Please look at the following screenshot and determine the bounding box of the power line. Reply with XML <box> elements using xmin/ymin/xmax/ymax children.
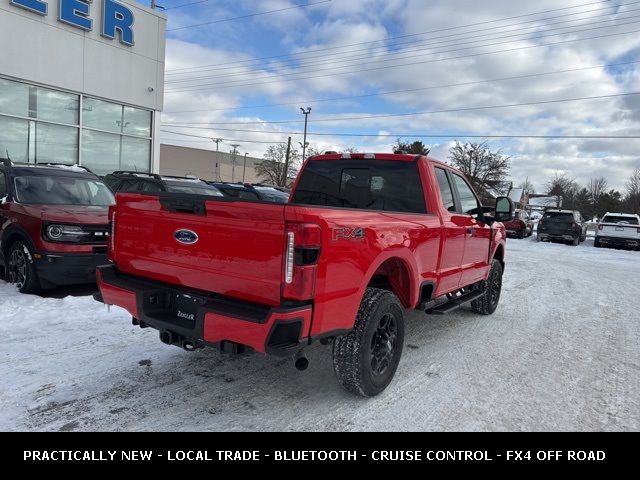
<box><xmin>167</xmin><ymin>0</ymin><xmax>332</xmax><ymax>32</ymax></box>
<box><xmin>163</xmin><ymin>0</ymin><xmax>210</xmax><ymax>11</ymax></box>
<box><xmin>162</xmin><ymin>91</ymin><xmax>640</xmax><ymax>126</ymax></box>
<box><xmin>160</xmin><ymin>129</ymin><xmax>280</xmax><ymax>144</ymax></box>
<box><xmin>166</xmin><ymin>4</ymin><xmax>640</xmax><ymax>83</ymax></box>
<box><xmin>161</xmin><ymin>128</ymin><xmax>640</xmax><ymax>140</ymax></box>
<box><xmin>165</xmin><ymin>0</ymin><xmax>613</xmax><ymax>73</ymax></box>
<box><xmin>165</xmin><ymin>25</ymin><xmax>640</xmax><ymax>93</ymax></box>
<box><xmin>163</xmin><ymin>60</ymin><xmax>640</xmax><ymax>114</ymax></box>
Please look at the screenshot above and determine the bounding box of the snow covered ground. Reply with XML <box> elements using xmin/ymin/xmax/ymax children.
<box><xmin>1</xmin><ymin>237</ymin><xmax>638</xmax><ymax>432</ymax></box>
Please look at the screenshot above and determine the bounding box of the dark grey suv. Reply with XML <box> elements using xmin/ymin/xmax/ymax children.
<box><xmin>537</xmin><ymin>209</ymin><xmax>587</xmax><ymax>246</ymax></box>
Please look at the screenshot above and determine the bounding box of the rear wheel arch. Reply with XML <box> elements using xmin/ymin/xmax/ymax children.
<box><xmin>365</xmin><ymin>256</ymin><xmax>417</xmax><ymax>309</ymax></box>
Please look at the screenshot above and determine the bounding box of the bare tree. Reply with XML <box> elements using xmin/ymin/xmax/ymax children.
<box><xmin>546</xmin><ymin>172</ymin><xmax>579</xmax><ymax>209</ymax></box>
<box><xmin>624</xmin><ymin>168</ymin><xmax>640</xmax><ymax>214</ymax></box>
<box><xmin>588</xmin><ymin>177</ymin><xmax>608</xmax><ymax>217</ymax></box>
<box><xmin>518</xmin><ymin>178</ymin><xmax>536</xmax><ymax>195</ymax></box>
<box><xmin>448</xmin><ymin>141</ymin><xmax>510</xmax><ymax>201</ymax></box>
<box><xmin>255</xmin><ymin>144</ymin><xmax>300</xmax><ymax>186</ymax></box>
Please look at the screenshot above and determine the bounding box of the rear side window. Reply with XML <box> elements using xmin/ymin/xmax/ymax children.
<box><xmin>142</xmin><ymin>181</ymin><xmax>163</xmax><ymax>193</ymax></box>
<box><xmin>602</xmin><ymin>215</ymin><xmax>639</xmax><ymax>225</ymax></box>
<box><xmin>435</xmin><ymin>168</ymin><xmax>455</xmax><ymax>212</ymax></box>
<box><xmin>0</xmin><ymin>171</ymin><xmax>6</xmax><ymax>198</ymax></box>
<box><xmin>118</xmin><ymin>179</ymin><xmax>144</xmax><ymax>192</ymax></box>
<box><xmin>291</xmin><ymin>160</ymin><xmax>426</xmax><ymax>214</ymax></box>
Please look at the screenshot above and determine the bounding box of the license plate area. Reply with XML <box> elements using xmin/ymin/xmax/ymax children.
<box><xmin>142</xmin><ymin>289</ymin><xmax>205</xmax><ymax>328</ymax></box>
<box><xmin>615</xmin><ymin>226</ymin><xmax>624</xmax><ymax>231</ymax></box>
<box><xmin>172</xmin><ymin>294</ymin><xmax>200</xmax><ymax>324</ymax></box>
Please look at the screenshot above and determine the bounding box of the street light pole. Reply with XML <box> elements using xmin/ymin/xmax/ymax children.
<box><xmin>230</xmin><ymin>144</ymin><xmax>240</xmax><ymax>183</ymax></box>
<box><xmin>300</xmin><ymin>107</ymin><xmax>311</xmax><ymax>162</ymax></box>
<box><xmin>243</xmin><ymin>153</ymin><xmax>248</xmax><ymax>183</ymax></box>
<box><xmin>212</xmin><ymin>138</ymin><xmax>222</xmax><ymax>181</ymax></box>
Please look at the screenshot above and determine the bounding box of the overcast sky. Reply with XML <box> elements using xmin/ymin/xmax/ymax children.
<box><xmin>158</xmin><ymin>0</ymin><xmax>640</xmax><ymax>192</ymax></box>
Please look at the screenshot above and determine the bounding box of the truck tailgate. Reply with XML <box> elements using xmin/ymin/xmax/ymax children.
<box><xmin>112</xmin><ymin>193</ymin><xmax>286</xmax><ymax>306</ymax></box>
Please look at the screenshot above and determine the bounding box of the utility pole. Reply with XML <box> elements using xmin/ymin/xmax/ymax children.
<box><xmin>212</xmin><ymin>138</ymin><xmax>223</xmax><ymax>181</ymax></box>
<box><xmin>282</xmin><ymin>137</ymin><xmax>292</xmax><ymax>187</ymax></box>
<box><xmin>230</xmin><ymin>144</ymin><xmax>240</xmax><ymax>183</ymax></box>
<box><xmin>300</xmin><ymin>107</ymin><xmax>311</xmax><ymax>162</ymax></box>
<box><xmin>242</xmin><ymin>153</ymin><xmax>248</xmax><ymax>183</ymax></box>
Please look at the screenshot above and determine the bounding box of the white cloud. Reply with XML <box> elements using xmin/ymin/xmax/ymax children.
<box><xmin>159</xmin><ymin>0</ymin><xmax>640</xmax><ymax>191</ymax></box>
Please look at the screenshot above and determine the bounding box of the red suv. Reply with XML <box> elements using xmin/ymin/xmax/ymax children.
<box><xmin>0</xmin><ymin>160</ymin><xmax>114</xmax><ymax>293</ymax></box>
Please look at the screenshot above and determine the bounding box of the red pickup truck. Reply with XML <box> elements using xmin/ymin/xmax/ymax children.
<box><xmin>96</xmin><ymin>152</ymin><xmax>513</xmax><ymax>396</ymax></box>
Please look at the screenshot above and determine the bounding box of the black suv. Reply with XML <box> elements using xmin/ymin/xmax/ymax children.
<box><xmin>537</xmin><ymin>209</ymin><xmax>587</xmax><ymax>246</ymax></box>
<box><xmin>209</xmin><ymin>182</ymin><xmax>290</xmax><ymax>203</ymax></box>
<box><xmin>104</xmin><ymin>172</ymin><xmax>225</xmax><ymax>197</ymax></box>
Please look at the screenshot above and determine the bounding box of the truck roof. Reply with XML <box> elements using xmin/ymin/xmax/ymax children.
<box><xmin>308</xmin><ymin>152</ymin><xmax>449</xmax><ymax>166</ymax></box>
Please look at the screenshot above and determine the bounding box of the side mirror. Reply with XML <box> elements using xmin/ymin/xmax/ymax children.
<box><xmin>494</xmin><ymin>196</ymin><xmax>514</xmax><ymax>223</ymax></box>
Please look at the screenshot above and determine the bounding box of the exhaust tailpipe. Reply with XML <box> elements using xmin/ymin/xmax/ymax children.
<box><xmin>294</xmin><ymin>351</ymin><xmax>309</xmax><ymax>371</ymax></box>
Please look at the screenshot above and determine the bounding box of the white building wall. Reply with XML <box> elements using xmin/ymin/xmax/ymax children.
<box><xmin>0</xmin><ymin>0</ymin><xmax>166</xmax><ymax>111</ymax></box>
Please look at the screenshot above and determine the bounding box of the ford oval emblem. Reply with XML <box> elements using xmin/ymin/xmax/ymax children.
<box><xmin>174</xmin><ymin>229</ymin><xmax>199</xmax><ymax>245</ymax></box>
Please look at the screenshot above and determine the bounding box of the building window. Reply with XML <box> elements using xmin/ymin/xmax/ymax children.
<box><xmin>0</xmin><ymin>115</ymin><xmax>29</xmax><ymax>162</ymax></box>
<box><xmin>35</xmin><ymin>123</ymin><xmax>78</xmax><ymax>164</ymax></box>
<box><xmin>81</xmin><ymin>130</ymin><xmax>151</xmax><ymax>176</ymax></box>
<box><xmin>0</xmin><ymin>77</ymin><xmax>152</xmax><ymax>174</ymax></box>
<box><xmin>0</xmin><ymin>78</ymin><xmax>29</xmax><ymax>117</ymax></box>
<box><xmin>83</xmin><ymin>97</ymin><xmax>151</xmax><ymax>137</ymax></box>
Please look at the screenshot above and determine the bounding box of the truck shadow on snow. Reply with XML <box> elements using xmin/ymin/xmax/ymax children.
<box><xmin>27</xmin><ymin>306</ymin><xmax>497</xmax><ymax>431</ymax></box>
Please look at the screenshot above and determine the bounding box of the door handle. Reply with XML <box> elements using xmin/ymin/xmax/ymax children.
<box><xmin>467</xmin><ymin>228</ymin><xmax>476</xmax><ymax>236</ymax></box>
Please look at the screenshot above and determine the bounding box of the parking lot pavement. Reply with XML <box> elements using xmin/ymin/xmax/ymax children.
<box><xmin>0</xmin><ymin>237</ymin><xmax>638</xmax><ymax>431</ymax></box>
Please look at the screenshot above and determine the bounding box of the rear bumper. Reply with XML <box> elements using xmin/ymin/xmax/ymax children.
<box><xmin>95</xmin><ymin>265</ymin><xmax>313</xmax><ymax>356</ymax></box>
<box><xmin>34</xmin><ymin>252</ymin><xmax>108</xmax><ymax>288</ymax></box>
<box><xmin>595</xmin><ymin>236</ymin><xmax>640</xmax><ymax>247</ymax></box>
<box><xmin>537</xmin><ymin>231</ymin><xmax>578</xmax><ymax>241</ymax></box>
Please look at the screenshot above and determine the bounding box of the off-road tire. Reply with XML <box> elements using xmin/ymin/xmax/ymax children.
<box><xmin>471</xmin><ymin>259</ymin><xmax>503</xmax><ymax>315</ymax></box>
<box><xmin>6</xmin><ymin>241</ymin><xmax>40</xmax><ymax>294</ymax></box>
<box><xmin>332</xmin><ymin>288</ymin><xmax>405</xmax><ymax>397</ymax></box>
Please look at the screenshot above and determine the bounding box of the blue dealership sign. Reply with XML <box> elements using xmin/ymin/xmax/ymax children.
<box><xmin>10</xmin><ymin>0</ymin><xmax>135</xmax><ymax>46</ymax></box>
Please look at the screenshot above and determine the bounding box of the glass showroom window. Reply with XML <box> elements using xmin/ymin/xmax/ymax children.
<box><xmin>0</xmin><ymin>78</ymin><xmax>152</xmax><ymax>172</ymax></box>
<box><xmin>0</xmin><ymin>77</ymin><xmax>79</xmax><ymax>164</ymax></box>
<box><xmin>81</xmin><ymin>97</ymin><xmax>152</xmax><ymax>174</ymax></box>
<box><xmin>0</xmin><ymin>116</ymin><xmax>29</xmax><ymax>162</ymax></box>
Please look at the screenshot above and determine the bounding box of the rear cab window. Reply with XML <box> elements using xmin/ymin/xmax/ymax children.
<box><xmin>291</xmin><ymin>159</ymin><xmax>426</xmax><ymax>214</ymax></box>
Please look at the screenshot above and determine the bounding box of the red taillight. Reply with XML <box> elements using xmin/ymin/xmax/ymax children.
<box><xmin>107</xmin><ymin>205</ymin><xmax>116</xmax><ymax>262</ymax></box>
<box><xmin>571</xmin><ymin>222</ymin><xmax>577</xmax><ymax>229</ymax></box>
<box><xmin>283</xmin><ymin>223</ymin><xmax>321</xmax><ymax>301</ymax></box>
<box><xmin>598</xmin><ymin>225</ymin><xmax>604</xmax><ymax>231</ymax></box>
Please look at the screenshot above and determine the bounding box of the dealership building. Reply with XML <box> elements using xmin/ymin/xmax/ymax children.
<box><xmin>0</xmin><ymin>0</ymin><xmax>166</xmax><ymax>175</ymax></box>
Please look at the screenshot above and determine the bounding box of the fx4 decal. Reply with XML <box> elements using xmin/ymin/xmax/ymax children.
<box><xmin>332</xmin><ymin>227</ymin><xmax>365</xmax><ymax>241</ymax></box>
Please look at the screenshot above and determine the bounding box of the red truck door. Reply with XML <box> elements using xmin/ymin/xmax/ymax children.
<box><xmin>432</xmin><ymin>166</ymin><xmax>465</xmax><ymax>294</ymax></box>
<box><xmin>449</xmin><ymin>173</ymin><xmax>492</xmax><ymax>286</ymax></box>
